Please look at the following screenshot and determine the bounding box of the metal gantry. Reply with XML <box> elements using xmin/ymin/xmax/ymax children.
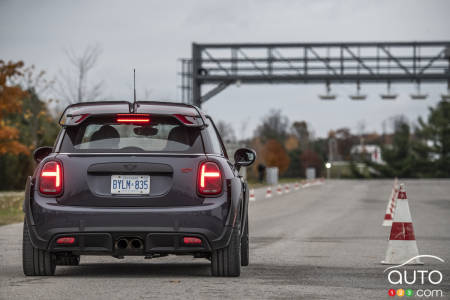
<box><xmin>178</xmin><ymin>41</ymin><xmax>450</xmax><ymax>106</ymax></box>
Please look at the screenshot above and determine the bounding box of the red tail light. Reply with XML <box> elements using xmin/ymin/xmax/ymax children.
<box><xmin>56</xmin><ymin>237</ymin><xmax>75</xmax><ymax>244</ymax></box>
<box><xmin>183</xmin><ymin>237</ymin><xmax>202</xmax><ymax>245</ymax></box>
<box><xmin>116</xmin><ymin>114</ymin><xmax>150</xmax><ymax>123</ymax></box>
<box><xmin>198</xmin><ymin>162</ymin><xmax>222</xmax><ymax>195</ymax></box>
<box><xmin>39</xmin><ymin>161</ymin><xmax>63</xmax><ymax>195</ymax></box>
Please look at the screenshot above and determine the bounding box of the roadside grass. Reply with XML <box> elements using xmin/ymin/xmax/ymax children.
<box><xmin>0</xmin><ymin>191</ymin><xmax>24</xmax><ymax>226</ymax></box>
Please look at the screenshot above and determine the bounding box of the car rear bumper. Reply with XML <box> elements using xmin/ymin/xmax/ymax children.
<box><xmin>47</xmin><ymin>232</ymin><xmax>217</xmax><ymax>255</ymax></box>
<box><xmin>27</xmin><ymin>192</ymin><xmax>234</xmax><ymax>254</ymax></box>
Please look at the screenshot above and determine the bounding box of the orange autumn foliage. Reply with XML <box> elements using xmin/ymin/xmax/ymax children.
<box><xmin>285</xmin><ymin>134</ymin><xmax>299</xmax><ymax>151</ymax></box>
<box><xmin>262</xmin><ymin>139</ymin><xmax>290</xmax><ymax>174</ymax></box>
<box><xmin>0</xmin><ymin>60</ymin><xmax>29</xmax><ymax>155</ymax></box>
<box><xmin>0</xmin><ymin>126</ymin><xmax>29</xmax><ymax>155</ymax></box>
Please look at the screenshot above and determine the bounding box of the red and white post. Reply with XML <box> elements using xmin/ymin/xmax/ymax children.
<box><xmin>277</xmin><ymin>185</ymin><xmax>283</xmax><ymax>195</ymax></box>
<box><xmin>249</xmin><ymin>189</ymin><xmax>256</xmax><ymax>202</ymax></box>
<box><xmin>284</xmin><ymin>184</ymin><xmax>290</xmax><ymax>193</ymax></box>
<box><xmin>265</xmin><ymin>187</ymin><xmax>272</xmax><ymax>198</ymax></box>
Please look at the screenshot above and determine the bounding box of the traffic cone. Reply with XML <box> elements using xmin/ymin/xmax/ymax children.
<box><xmin>390</xmin><ymin>179</ymin><xmax>399</xmax><ymax>215</ymax></box>
<box><xmin>249</xmin><ymin>189</ymin><xmax>256</xmax><ymax>202</ymax></box>
<box><xmin>294</xmin><ymin>182</ymin><xmax>299</xmax><ymax>190</ymax></box>
<box><xmin>265</xmin><ymin>187</ymin><xmax>272</xmax><ymax>198</ymax></box>
<box><xmin>277</xmin><ymin>185</ymin><xmax>283</xmax><ymax>195</ymax></box>
<box><xmin>390</xmin><ymin>191</ymin><xmax>397</xmax><ymax>213</ymax></box>
<box><xmin>284</xmin><ymin>184</ymin><xmax>290</xmax><ymax>193</ymax></box>
<box><xmin>383</xmin><ymin>178</ymin><xmax>400</xmax><ymax>226</ymax></box>
<box><xmin>382</xmin><ymin>187</ymin><xmax>396</xmax><ymax>226</ymax></box>
<box><xmin>382</xmin><ymin>184</ymin><xmax>422</xmax><ymax>265</ymax></box>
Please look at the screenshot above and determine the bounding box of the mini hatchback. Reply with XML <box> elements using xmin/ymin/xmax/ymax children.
<box><xmin>22</xmin><ymin>101</ymin><xmax>256</xmax><ymax>277</ymax></box>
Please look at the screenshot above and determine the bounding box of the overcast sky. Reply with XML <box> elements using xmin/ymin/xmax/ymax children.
<box><xmin>1</xmin><ymin>0</ymin><xmax>449</xmax><ymax>138</ymax></box>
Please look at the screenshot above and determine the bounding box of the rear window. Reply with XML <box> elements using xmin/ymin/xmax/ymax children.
<box><xmin>60</xmin><ymin>115</ymin><xmax>203</xmax><ymax>153</ymax></box>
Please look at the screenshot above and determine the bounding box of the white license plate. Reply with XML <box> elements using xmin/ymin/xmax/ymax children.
<box><xmin>111</xmin><ymin>175</ymin><xmax>150</xmax><ymax>195</ymax></box>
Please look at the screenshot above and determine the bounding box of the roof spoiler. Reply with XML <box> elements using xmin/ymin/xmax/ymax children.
<box><xmin>58</xmin><ymin>101</ymin><xmax>207</xmax><ymax>128</ymax></box>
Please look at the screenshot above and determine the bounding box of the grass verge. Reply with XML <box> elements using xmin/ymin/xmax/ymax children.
<box><xmin>0</xmin><ymin>191</ymin><xmax>24</xmax><ymax>226</ymax></box>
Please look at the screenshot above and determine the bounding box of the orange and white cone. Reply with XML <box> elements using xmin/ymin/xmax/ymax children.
<box><xmin>294</xmin><ymin>182</ymin><xmax>300</xmax><ymax>190</ymax></box>
<box><xmin>265</xmin><ymin>187</ymin><xmax>272</xmax><ymax>198</ymax></box>
<box><xmin>277</xmin><ymin>185</ymin><xmax>283</xmax><ymax>195</ymax></box>
<box><xmin>382</xmin><ymin>184</ymin><xmax>422</xmax><ymax>265</ymax></box>
<box><xmin>284</xmin><ymin>184</ymin><xmax>290</xmax><ymax>193</ymax></box>
<box><xmin>249</xmin><ymin>189</ymin><xmax>256</xmax><ymax>202</ymax></box>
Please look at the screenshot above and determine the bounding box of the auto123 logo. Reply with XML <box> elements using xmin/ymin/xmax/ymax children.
<box><xmin>384</xmin><ymin>255</ymin><xmax>445</xmax><ymax>298</ymax></box>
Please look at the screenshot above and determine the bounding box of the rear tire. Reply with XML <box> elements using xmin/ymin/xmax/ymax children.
<box><xmin>240</xmin><ymin>216</ymin><xmax>249</xmax><ymax>266</ymax></box>
<box><xmin>211</xmin><ymin>229</ymin><xmax>241</xmax><ymax>277</ymax></box>
<box><xmin>22</xmin><ymin>221</ymin><xmax>56</xmax><ymax>276</ymax></box>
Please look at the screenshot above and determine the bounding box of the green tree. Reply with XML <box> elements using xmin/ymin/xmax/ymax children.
<box><xmin>414</xmin><ymin>100</ymin><xmax>450</xmax><ymax>177</ymax></box>
<box><xmin>367</xmin><ymin>117</ymin><xmax>416</xmax><ymax>177</ymax></box>
<box><xmin>284</xmin><ymin>148</ymin><xmax>303</xmax><ymax>178</ymax></box>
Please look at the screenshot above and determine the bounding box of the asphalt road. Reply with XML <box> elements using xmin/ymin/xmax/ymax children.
<box><xmin>1</xmin><ymin>180</ymin><xmax>449</xmax><ymax>299</ymax></box>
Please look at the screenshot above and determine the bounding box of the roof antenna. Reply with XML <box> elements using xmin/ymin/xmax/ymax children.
<box><xmin>131</xmin><ymin>68</ymin><xmax>138</xmax><ymax>113</ymax></box>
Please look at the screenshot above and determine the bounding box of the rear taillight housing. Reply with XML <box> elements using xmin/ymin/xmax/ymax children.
<box><xmin>198</xmin><ymin>162</ymin><xmax>222</xmax><ymax>195</ymax></box>
<box><xmin>56</xmin><ymin>237</ymin><xmax>75</xmax><ymax>244</ymax></box>
<box><xmin>39</xmin><ymin>161</ymin><xmax>63</xmax><ymax>195</ymax></box>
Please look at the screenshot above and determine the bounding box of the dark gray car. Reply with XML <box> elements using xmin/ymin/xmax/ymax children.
<box><xmin>22</xmin><ymin>101</ymin><xmax>255</xmax><ymax>277</ymax></box>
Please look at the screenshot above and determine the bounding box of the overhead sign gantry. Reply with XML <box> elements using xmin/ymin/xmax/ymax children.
<box><xmin>179</xmin><ymin>41</ymin><xmax>450</xmax><ymax>107</ymax></box>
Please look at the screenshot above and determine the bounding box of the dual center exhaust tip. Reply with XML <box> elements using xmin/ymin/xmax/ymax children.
<box><xmin>116</xmin><ymin>238</ymin><xmax>143</xmax><ymax>250</ymax></box>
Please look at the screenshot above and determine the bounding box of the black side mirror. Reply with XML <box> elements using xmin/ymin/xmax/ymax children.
<box><xmin>33</xmin><ymin>147</ymin><xmax>53</xmax><ymax>163</ymax></box>
<box><xmin>234</xmin><ymin>148</ymin><xmax>256</xmax><ymax>171</ymax></box>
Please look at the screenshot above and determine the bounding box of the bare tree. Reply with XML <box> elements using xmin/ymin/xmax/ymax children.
<box><xmin>254</xmin><ymin>109</ymin><xmax>289</xmax><ymax>143</ymax></box>
<box><xmin>291</xmin><ymin>121</ymin><xmax>310</xmax><ymax>150</ymax></box>
<box><xmin>389</xmin><ymin>115</ymin><xmax>409</xmax><ymax>132</ymax></box>
<box><xmin>239</xmin><ymin>119</ymin><xmax>249</xmax><ymax>141</ymax></box>
<box><xmin>356</xmin><ymin>119</ymin><xmax>366</xmax><ymax>146</ymax></box>
<box><xmin>216</xmin><ymin>120</ymin><xmax>236</xmax><ymax>143</ymax></box>
<box><xmin>56</xmin><ymin>44</ymin><xmax>103</xmax><ymax>104</ymax></box>
<box><xmin>19</xmin><ymin>65</ymin><xmax>53</xmax><ymax>96</ymax></box>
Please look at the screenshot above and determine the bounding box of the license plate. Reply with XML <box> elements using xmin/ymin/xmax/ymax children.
<box><xmin>111</xmin><ymin>175</ymin><xmax>150</xmax><ymax>195</ymax></box>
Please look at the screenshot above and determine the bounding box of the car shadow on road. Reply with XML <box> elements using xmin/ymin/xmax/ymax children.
<box><xmin>56</xmin><ymin>262</ymin><xmax>212</xmax><ymax>278</ymax></box>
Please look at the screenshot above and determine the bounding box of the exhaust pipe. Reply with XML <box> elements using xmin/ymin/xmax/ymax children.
<box><xmin>129</xmin><ymin>238</ymin><xmax>143</xmax><ymax>249</ymax></box>
<box><xmin>116</xmin><ymin>238</ymin><xmax>129</xmax><ymax>250</ymax></box>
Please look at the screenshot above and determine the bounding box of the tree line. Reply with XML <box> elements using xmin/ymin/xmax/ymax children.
<box><xmin>217</xmin><ymin>101</ymin><xmax>450</xmax><ymax>180</ymax></box>
<box><xmin>217</xmin><ymin>109</ymin><xmax>326</xmax><ymax>180</ymax></box>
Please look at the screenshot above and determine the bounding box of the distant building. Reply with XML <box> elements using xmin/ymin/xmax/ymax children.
<box><xmin>351</xmin><ymin>145</ymin><xmax>384</xmax><ymax>164</ymax></box>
